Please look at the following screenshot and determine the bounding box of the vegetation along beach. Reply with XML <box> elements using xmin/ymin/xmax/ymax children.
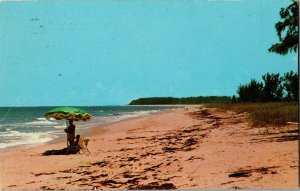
<box><xmin>0</xmin><ymin>0</ymin><xmax>298</xmax><ymax>190</ymax></box>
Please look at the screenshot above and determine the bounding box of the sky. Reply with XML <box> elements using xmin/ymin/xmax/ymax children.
<box><xmin>0</xmin><ymin>0</ymin><xmax>298</xmax><ymax>106</ymax></box>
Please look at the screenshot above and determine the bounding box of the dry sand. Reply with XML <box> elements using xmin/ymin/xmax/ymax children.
<box><xmin>0</xmin><ymin>106</ymin><xmax>298</xmax><ymax>190</ymax></box>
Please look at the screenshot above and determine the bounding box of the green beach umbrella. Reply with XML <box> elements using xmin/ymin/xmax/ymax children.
<box><xmin>45</xmin><ymin>107</ymin><xmax>92</xmax><ymax>121</ymax></box>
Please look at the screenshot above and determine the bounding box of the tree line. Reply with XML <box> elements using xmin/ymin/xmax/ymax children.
<box><xmin>129</xmin><ymin>96</ymin><xmax>231</xmax><ymax>105</ymax></box>
<box><xmin>234</xmin><ymin>71</ymin><xmax>298</xmax><ymax>103</ymax></box>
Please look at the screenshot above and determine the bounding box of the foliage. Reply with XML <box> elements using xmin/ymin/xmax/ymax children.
<box><xmin>205</xmin><ymin>102</ymin><xmax>298</xmax><ymax>126</ymax></box>
<box><xmin>129</xmin><ymin>96</ymin><xmax>231</xmax><ymax>105</ymax></box>
<box><xmin>236</xmin><ymin>71</ymin><xmax>298</xmax><ymax>102</ymax></box>
<box><xmin>231</xmin><ymin>95</ymin><xmax>237</xmax><ymax>103</ymax></box>
<box><xmin>237</xmin><ymin>79</ymin><xmax>263</xmax><ymax>102</ymax></box>
<box><xmin>269</xmin><ymin>0</ymin><xmax>298</xmax><ymax>55</ymax></box>
<box><xmin>261</xmin><ymin>73</ymin><xmax>283</xmax><ymax>101</ymax></box>
<box><xmin>282</xmin><ymin>70</ymin><xmax>299</xmax><ymax>101</ymax></box>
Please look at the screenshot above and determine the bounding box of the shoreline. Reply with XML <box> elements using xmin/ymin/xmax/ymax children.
<box><xmin>0</xmin><ymin>105</ymin><xmax>298</xmax><ymax>189</ymax></box>
<box><xmin>0</xmin><ymin>106</ymin><xmax>182</xmax><ymax>153</ymax></box>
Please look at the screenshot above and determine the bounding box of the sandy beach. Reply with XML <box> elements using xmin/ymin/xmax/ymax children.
<box><xmin>0</xmin><ymin>106</ymin><xmax>298</xmax><ymax>190</ymax></box>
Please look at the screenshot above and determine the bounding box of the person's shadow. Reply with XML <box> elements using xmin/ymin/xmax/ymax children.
<box><xmin>42</xmin><ymin>145</ymin><xmax>79</xmax><ymax>155</ymax></box>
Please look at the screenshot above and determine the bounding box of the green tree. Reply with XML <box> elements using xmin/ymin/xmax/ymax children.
<box><xmin>237</xmin><ymin>84</ymin><xmax>247</xmax><ymax>102</ymax></box>
<box><xmin>237</xmin><ymin>79</ymin><xmax>263</xmax><ymax>102</ymax></box>
<box><xmin>269</xmin><ymin>1</ymin><xmax>299</xmax><ymax>55</ymax></box>
<box><xmin>231</xmin><ymin>95</ymin><xmax>237</xmax><ymax>103</ymax></box>
<box><xmin>268</xmin><ymin>1</ymin><xmax>298</xmax><ymax>55</ymax></box>
<box><xmin>262</xmin><ymin>73</ymin><xmax>284</xmax><ymax>101</ymax></box>
<box><xmin>283</xmin><ymin>71</ymin><xmax>299</xmax><ymax>101</ymax></box>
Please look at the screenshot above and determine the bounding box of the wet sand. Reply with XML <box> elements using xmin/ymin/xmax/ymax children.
<box><xmin>0</xmin><ymin>106</ymin><xmax>298</xmax><ymax>190</ymax></box>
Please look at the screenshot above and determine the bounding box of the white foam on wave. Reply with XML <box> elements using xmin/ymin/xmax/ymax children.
<box><xmin>36</xmin><ymin>117</ymin><xmax>46</xmax><ymax>121</ymax></box>
<box><xmin>53</xmin><ymin>125</ymin><xmax>66</xmax><ymax>129</ymax></box>
<box><xmin>0</xmin><ymin>130</ymin><xmax>57</xmax><ymax>149</ymax></box>
<box><xmin>118</xmin><ymin>110</ymin><xmax>159</xmax><ymax>119</ymax></box>
<box><xmin>0</xmin><ymin>130</ymin><xmax>23</xmax><ymax>137</ymax></box>
<box><xmin>24</xmin><ymin>118</ymin><xmax>58</xmax><ymax>126</ymax></box>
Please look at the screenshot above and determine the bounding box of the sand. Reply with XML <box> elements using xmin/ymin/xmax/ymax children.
<box><xmin>0</xmin><ymin>106</ymin><xmax>298</xmax><ymax>190</ymax></box>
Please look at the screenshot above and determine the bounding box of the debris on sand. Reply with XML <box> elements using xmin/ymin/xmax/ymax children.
<box><xmin>91</xmin><ymin>160</ymin><xmax>109</xmax><ymax>167</ymax></box>
<box><xmin>128</xmin><ymin>182</ymin><xmax>176</xmax><ymax>190</ymax></box>
<box><xmin>229</xmin><ymin>166</ymin><xmax>278</xmax><ymax>178</ymax></box>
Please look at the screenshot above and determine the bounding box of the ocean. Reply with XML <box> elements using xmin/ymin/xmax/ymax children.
<box><xmin>0</xmin><ymin>106</ymin><xmax>180</xmax><ymax>151</ymax></box>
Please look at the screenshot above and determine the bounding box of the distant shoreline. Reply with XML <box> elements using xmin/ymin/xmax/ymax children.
<box><xmin>128</xmin><ymin>103</ymin><xmax>228</xmax><ymax>106</ymax></box>
<box><xmin>129</xmin><ymin>96</ymin><xmax>231</xmax><ymax>105</ymax></box>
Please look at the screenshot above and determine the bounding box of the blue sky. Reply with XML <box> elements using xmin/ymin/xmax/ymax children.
<box><xmin>0</xmin><ymin>0</ymin><xmax>298</xmax><ymax>106</ymax></box>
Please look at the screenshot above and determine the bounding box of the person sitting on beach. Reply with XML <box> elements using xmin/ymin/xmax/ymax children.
<box><xmin>42</xmin><ymin>135</ymin><xmax>88</xmax><ymax>156</ymax></box>
<box><xmin>64</xmin><ymin>120</ymin><xmax>76</xmax><ymax>145</ymax></box>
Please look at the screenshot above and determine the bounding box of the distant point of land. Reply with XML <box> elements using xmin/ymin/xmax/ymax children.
<box><xmin>129</xmin><ymin>96</ymin><xmax>231</xmax><ymax>105</ymax></box>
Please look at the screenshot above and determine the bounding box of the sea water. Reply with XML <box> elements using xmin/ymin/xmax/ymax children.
<box><xmin>0</xmin><ymin>106</ymin><xmax>180</xmax><ymax>151</ymax></box>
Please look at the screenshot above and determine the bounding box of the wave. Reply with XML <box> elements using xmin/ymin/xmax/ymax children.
<box><xmin>53</xmin><ymin>125</ymin><xmax>66</xmax><ymax>129</ymax></box>
<box><xmin>117</xmin><ymin>110</ymin><xmax>159</xmax><ymax>119</ymax></box>
<box><xmin>24</xmin><ymin>118</ymin><xmax>59</xmax><ymax>126</ymax></box>
<box><xmin>0</xmin><ymin>118</ymin><xmax>60</xmax><ymax>130</ymax></box>
<box><xmin>36</xmin><ymin>117</ymin><xmax>46</xmax><ymax>121</ymax></box>
<box><xmin>0</xmin><ymin>130</ymin><xmax>57</xmax><ymax>149</ymax></box>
